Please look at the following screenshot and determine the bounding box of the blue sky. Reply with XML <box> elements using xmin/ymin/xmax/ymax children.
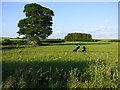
<box><xmin>2</xmin><ymin>2</ymin><xmax>118</xmax><ymax>39</ymax></box>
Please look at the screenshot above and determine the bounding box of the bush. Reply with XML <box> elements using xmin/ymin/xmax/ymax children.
<box><xmin>41</xmin><ymin>39</ymin><xmax>65</xmax><ymax>43</ymax></box>
<box><xmin>12</xmin><ymin>40</ymin><xmax>28</xmax><ymax>45</ymax></box>
<box><xmin>28</xmin><ymin>41</ymin><xmax>38</xmax><ymax>46</ymax></box>
<box><xmin>2</xmin><ymin>60</ymin><xmax>118</xmax><ymax>89</ymax></box>
<box><xmin>2</xmin><ymin>39</ymin><xmax>28</xmax><ymax>45</ymax></box>
<box><xmin>108</xmin><ymin>39</ymin><xmax>120</xmax><ymax>42</ymax></box>
<box><xmin>2</xmin><ymin>39</ymin><xmax>12</xmax><ymax>45</ymax></box>
<box><xmin>64</xmin><ymin>33</ymin><xmax>92</xmax><ymax>41</ymax></box>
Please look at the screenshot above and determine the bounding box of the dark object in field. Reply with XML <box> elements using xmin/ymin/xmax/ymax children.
<box><xmin>82</xmin><ymin>46</ymin><xmax>86</xmax><ymax>52</ymax></box>
<box><xmin>73</xmin><ymin>46</ymin><xmax>80</xmax><ymax>52</ymax></box>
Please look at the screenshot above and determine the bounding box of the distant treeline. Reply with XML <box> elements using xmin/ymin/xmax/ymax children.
<box><xmin>41</xmin><ymin>39</ymin><xmax>65</xmax><ymax>43</ymax></box>
<box><xmin>1</xmin><ymin>37</ymin><xmax>119</xmax><ymax>46</ymax></box>
<box><xmin>108</xmin><ymin>39</ymin><xmax>120</xmax><ymax>42</ymax></box>
<box><xmin>1</xmin><ymin>39</ymin><xmax>28</xmax><ymax>45</ymax></box>
<box><xmin>1</xmin><ymin>39</ymin><xmax>65</xmax><ymax>45</ymax></box>
<box><xmin>64</xmin><ymin>33</ymin><xmax>92</xmax><ymax>41</ymax></box>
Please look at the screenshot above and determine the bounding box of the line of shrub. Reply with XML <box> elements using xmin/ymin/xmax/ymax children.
<box><xmin>41</xmin><ymin>39</ymin><xmax>65</xmax><ymax>43</ymax></box>
<box><xmin>1</xmin><ymin>39</ymin><xmax>65</xmax><ymax>46</ymax></box>
<box><xmin>1</xmin><ymin>39</ymin><xmax>28</xmax><ymax>45</ymax></box>
<box><xmin>108</xmin><ymin>39</ymin><xmax>120</xmax><ymax>42</ymax></box>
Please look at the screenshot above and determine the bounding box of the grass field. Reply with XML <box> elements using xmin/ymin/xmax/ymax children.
<box><xmin>2</xmin><ymin>42</ymin><xmax>119</xmax><ymax>89</ymax></box>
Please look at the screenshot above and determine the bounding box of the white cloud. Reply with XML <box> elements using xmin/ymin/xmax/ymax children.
<box><xmin>52</xmin><ymin>30</ymin><xmax>62</xmax><ymax>35</ymax></box>
<box><xmin>99</xmin><ymin>25</ymin><xmax>105</xmax><ymax>29</ymax></box>
<box><xmin>27</xmin><ymin>0</ymin><xmax>35</xmax><ymax>3</ymax></box>
<box><xmin>96</xmin><ymin>31</ymin><xmax>110</xmax><ymax>35</ymax></box>
<box><xmin>49</xmin><ymin>25</ymin><xmax>118</xmax><ymax>39</ymax></box>
<box><xmin>86</xmin><ymin>25</ymin><xmax>118</xmax><ymax>39</ymax></box>
<box><xmin>49</xmin><ymin>30</ymin><xmax>67</xmax><ymax>39</ymax></box>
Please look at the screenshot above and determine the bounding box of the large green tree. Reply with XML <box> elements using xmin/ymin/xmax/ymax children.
<box><xmin>17</xmin><ymin>3</ymin><xmax>54</xmax><ymax>45</ymax></box>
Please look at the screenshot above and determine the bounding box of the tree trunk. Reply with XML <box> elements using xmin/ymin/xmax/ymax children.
<box><xmin>31</xmin><ymin>35</ymin><xmax>42</xmax><ymax>46</ymax></box>
<box><xmin>35</xmin><ymin>36</ymin><xmax>42</xmax><ymax>46</ymax></box>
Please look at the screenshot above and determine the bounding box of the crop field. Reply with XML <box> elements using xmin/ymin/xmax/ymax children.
<box><xmin>2</xmin><ymin>42</ymin><xmax>119</xmax><ymax>89</ymax></box>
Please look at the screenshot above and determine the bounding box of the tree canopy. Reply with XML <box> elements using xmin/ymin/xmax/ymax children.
<box><xmin>64</xmin><ymin>33</ymin><xmax>92</xmax><ymax>41</ymax></box>
<box><xmin>17</xmin><ymin>3</ymin><xmax>54</xmax><ymax>45</ymax></box>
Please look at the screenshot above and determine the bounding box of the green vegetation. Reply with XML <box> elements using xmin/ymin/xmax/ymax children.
<box><xmin>64</xmin><ymin>33</ymin><xmax>92</xmax><ymax>41</ymax></box>
<box><xmin>17</xmin><ymin>3</ymin><xmax>54</xmax><ymax>45</ymax></box>
<box><xmin>108</xmin><ymin>39</ymin><xmax>120</xmax><ymax>42</ymax></box>
<box><xmin>1</xmin><ymin>2</ymin><xmax>119</xmax><ymax>89</ymax></box>
<box><xmin>2</xmin><ymin>39</ymin><xmax>28</xmax><ymax>45</ymax></box>
<box><xmin>2</xmin><ymin>41</ymin><xmax>119</xmax><ymax>89</ymax></box>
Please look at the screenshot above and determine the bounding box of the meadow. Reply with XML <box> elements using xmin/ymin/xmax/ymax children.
<box><xmin>1</xmin><ymin>41</ymin><xmax>119</xmax><ymax>89</ymax></box>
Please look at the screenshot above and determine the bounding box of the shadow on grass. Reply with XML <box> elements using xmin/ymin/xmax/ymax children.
<box><xmin>1</xmin><ymin>45</ymin><xmax>30</xmax><ymax>50</ymax></box>
<box><xmin>2</xmin><ymin>60</ymin><xmax>94</xmax><ymax>88</ymax></box>
<box><xmin>2</xmin><ymin>60</ymin><xmax>92</xmax><ymax>80</ymax></box>
<box><xmin>55</xmin><ymin>42</ymin><xmax>111</xmax><ymax>46</ymax></box>
<box><xmin>1</xmin><ymin>42</ymin><xmax>111</xmax><ymax>50</ymax></box>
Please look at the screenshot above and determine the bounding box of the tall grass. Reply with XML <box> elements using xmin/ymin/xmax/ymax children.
<box><xmin>2</xmin><ymin>42</ymin><xmax>118</xmax><ymax>89</ymax></box>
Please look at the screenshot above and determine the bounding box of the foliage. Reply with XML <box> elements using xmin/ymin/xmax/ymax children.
<box><xmin>41</xmin><ymin>39</ymin><xmax>65</xmax><ymax>43</ymax></box>
<box><xmin>28</xmin><ymin>41</ymin><xmax>38</xmax><ymax>46</ymax></box>
<box><xmin>2</xmin><ymin>61</ymin><xmax>118</xmax><ymax>89</ymax></box>
<box><xmin>2</xmin><ymin>39</ymin><xmax>12</xmax><ymax>45</ymax></box>
<box><xmin>64</xmin><ymin>33</ymin><xmax>92</xmax><ymax>41</ymax></box>
<box><xmin>54</xmin><ymin>42</ymin><xmax>110</xmax><ymax>46</ymax></box>
<box><xmin>2</xmin><ymin>39</ymin><xmax>28</xmax><ymax>46</ymax></box>
<box><xmin>2</xmin><ymin>42</ymin><xmax>118</xmax><ymax>89</ymax></box>
<box><xmin>108</xmin><ymin>39</ymin><xmax>120</xmax><ymax>42</ymax></box>
<box><xmin>17</xmin><ymin>3</ymin><xmax>54</xmax><ymax>45</ymax></box>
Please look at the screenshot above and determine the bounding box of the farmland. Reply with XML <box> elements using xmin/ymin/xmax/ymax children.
<box><xmin>1</xmin><ymin>40</ymin><xmax>119</xmax><ymax>89</ymax></box>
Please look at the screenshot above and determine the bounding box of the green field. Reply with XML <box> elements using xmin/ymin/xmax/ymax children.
<box><xmin>2</xmin><ymin>42</ymin><xmax>119</xmax><ymax>89</ymax></box>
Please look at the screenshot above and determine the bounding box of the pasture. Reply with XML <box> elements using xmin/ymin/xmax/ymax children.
<box><xmin>2</xmin><ymin>41</ymin><xmax>119</xmax><ymax>89</ymax></box>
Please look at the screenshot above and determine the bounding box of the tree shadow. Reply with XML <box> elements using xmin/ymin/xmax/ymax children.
<box><xmin>2</xmin><ymin>60</ymin><xmax>95</xmax><ymax>88</ymax></box>
<box><xmin>2</xmin><ymin>60</ymin><xmax>93</xmax><ymax>79</ymax></box>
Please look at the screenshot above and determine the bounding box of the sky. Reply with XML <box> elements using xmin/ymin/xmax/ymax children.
<box><xmin>1</xmin><ymin>2</ymin><xmax>118</xmax><ymax>39</ymax></box>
